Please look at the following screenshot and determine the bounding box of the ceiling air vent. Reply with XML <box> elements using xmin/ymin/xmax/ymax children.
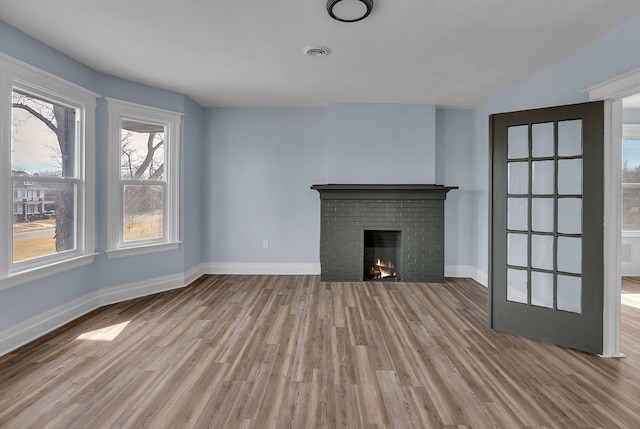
<box><xmin>303</xmin><ymin>46</ymin><xmax>330</xmax><ymax>57</ymax></box>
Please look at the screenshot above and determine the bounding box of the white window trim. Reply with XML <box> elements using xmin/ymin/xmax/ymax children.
<box><xmin>0</xmin><ymin>53</ymin><xmax>97</xmax><ymax>291</ymax></box>
<box><xmin>105</xmin><ymin>98</ymin><xmax>182</xmax><ymax>259</ymax></box>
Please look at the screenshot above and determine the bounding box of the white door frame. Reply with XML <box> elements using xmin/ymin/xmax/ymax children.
<box><xmin>587</xmin><ymin>67</ymin><xmax>640</xmax><ymax>357</ymax></box>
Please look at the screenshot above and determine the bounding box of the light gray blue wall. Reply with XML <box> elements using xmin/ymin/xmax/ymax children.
<box><xmin>3</xmin><ymin>11</ymin><xmax>640</xmax><ymax>336</ymax></box>
<box><xmin>436</xmin><ymin>109</ymin><xmax>474</xmax><ymax>267</ymax></box>
<box><xmin>202</xmin><ymin>103</ymin><xmax>445</xmax><ymax>265</ymax></box>
<box><xmin>471</xmin><ymin>15</ymin><xmax>640</xmax><ymax>275</ymax></box>
<box><xmin>327</xmin><ymin>103</ymin><xmax>436</xmax><ymax>183</ymax></box>
<box><xmin>204</xmin><ymin>108</ymin><xmax>327</xmax><ymax>263</ymax></box>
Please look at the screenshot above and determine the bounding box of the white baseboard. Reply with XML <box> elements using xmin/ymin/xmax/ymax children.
<box><xmin>0</xmin><ymin>292</ymin><xmax>98</xmax><ymax>357</ymax></box>
<box><xmin>0</xmin><ymin>262</ymin><xmax>487</xmax><ymax>357</ymax></box>
<box><xmin>445</xmin><ymin>265</ymin><xmax>488</xmax><ymax>287</ymax></box>
<box><xmin>0</xmin><ymin>268</ymin><xmax>202</xmax><ymax>358</ymax></box>
<box><xmin>203</xmin><ymin>262</ymin><xmax>321</xmax><ymax>275</ymax></box>
<box><xmin>98</xmin><ymin>272</ymin><xmax>189</xmax><ymax>307</ymax></box>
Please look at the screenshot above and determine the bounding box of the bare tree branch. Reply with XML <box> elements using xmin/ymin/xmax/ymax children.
<box><xmin>12</xmin><ymin>102</ymin><xmax>58</xmax><ymax>134</ymax></box>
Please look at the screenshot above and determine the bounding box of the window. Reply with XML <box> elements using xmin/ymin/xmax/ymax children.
<box><xmin>106</xmin><ymin>98</ymin><xmax>181</xmax><ymax>257</ymax></box>
<box><xmin>0</xmin><ymin>56</ymin><xmax>96</xmax><ymax>289</ymax></box>
<box><xmin>622</xmin><ymin>124</ymin><xmax>640</xmax><ymax>232</ymax></box>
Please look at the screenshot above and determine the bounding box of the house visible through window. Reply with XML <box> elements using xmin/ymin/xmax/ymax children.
<box><xmin>106</xmin><ymin>98</ymin><xmax>181</xmax><ymax>257</ymax></box>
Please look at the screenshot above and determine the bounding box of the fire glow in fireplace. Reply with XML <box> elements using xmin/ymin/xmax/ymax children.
<box><xmin>311</xmin><ymin>184</ymin><xmax>457</xmax><ymax>283</ymax></box>
<box><xmin>364</xmin><ymin>230</ymin><xmax>400</xmax><ymax>281</ymax></box>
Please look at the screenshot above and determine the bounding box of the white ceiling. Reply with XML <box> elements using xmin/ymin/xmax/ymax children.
<box><xmin>1</xmin><ymin>0</ymin><xmax>640</xmax><ymax>108</ymax></box>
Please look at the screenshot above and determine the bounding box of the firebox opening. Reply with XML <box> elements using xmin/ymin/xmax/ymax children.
<box><xmin>364</xmin><ymin>230</ymin><xmax>400</xmax><ymax>281</ymax></box>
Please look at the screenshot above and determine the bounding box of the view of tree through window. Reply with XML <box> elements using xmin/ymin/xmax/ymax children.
<box><xmin>11</xmin><ymin>90</ymin><xmax>77</xmax><ymax>262</ymax></box>
<box><xmin>120</xmin><ymin>119</ymin><xmax>165</xmax><ymax>242</ymax></box>
<box><xmin>623</xmin><ymin>137</ymin><xmax>640</xmax><ymax>231</ymax></box>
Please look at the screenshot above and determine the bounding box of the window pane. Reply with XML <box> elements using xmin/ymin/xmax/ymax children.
<box><xmin>11</xmin><ymin>90</ymin><xmax>76</xmax><ymax>178</ymax></box>
<box><xmin>531</xmin><ymin>271</ymin><xmax>554</xmax><ymax>309</ymax></box>
<box><xmin>558</xmin><ymin>120</ymin><xmax>582</xmax><ymax>157</ymax></box>
<box><xmin>623</xmin><ymin>188</ymin><xmax>640</xmax><ymax>230</ymax></box>
<box><xmin>507</xmin><ymin>269</ymin><xmax>528</xmax><ymax>304</ymax></box>
<box><xmin>557</xmin><ymin>275</ymin><xmax>582</xmax><ymax>313</ymax></box>
<box><xmin>531</xmin><ymin>234</ymin><xmax>553</xmax><ymax>270</ymax></box>
<box><xmin>507</xmin><ymin>198</ymin><xmax>528</xmax><ymax>231</ymax></box>
<box><xmin>507</xmin><ymin>233</ymin><xmax>528</xmax><ymax>268</ymax></box>
<box><xmin>558</xmin><ymin>198</ymin><xmax>582</xmax><ymax>234</ymax></box>
<box><xmin>532</xmin><ymin>160</ymin><xmax>554</xmax><ymax>194</ymax></box>
<box><xmin>557</xmin><ymin>159</ymin><xmax>582</xmax><ymax>195</ymax></box>
<box><xmin>508</xmin><ymin>125</ymin><xmax>528</xmax><ymax>159</ymax></box>
<box><xmin>123</xmin><ymin>185</ymin><xmax>164</xmax><ymax>242</ymax></box>
<box><xmin>532</xmin><ymin>122</ymin><xmax>554</xmax><ymax>158</ymax></box>
<box><xmin>623</xmin><ymin>138</ymin><xmax>640</xmax><ymax>184</ymax></box>
<box><xmin>13</xmin><ymin>181</ymin><xmax>76</xmax><ymax>262</ymax></box>
<box><xmin>508</xmin><ymin>162</ymin><xmax>528</xmax><ymax>194</ymax></box>
<box><xmin>531</xmin><ymin>198</ymin><xmax>554</xmax><ymax>232</ymax></box>
<box><xmin>120</xmin><ymin>119</ymin><xmax>165</xmax><ymax>180</ymax></box>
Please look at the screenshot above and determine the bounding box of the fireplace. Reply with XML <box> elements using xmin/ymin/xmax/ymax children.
<box><xmin>311</xmin><ymin>184</ymin><xmax>457</xmax><ymax>283</ymax></box>
<box><xmin>364</xmin><ymin>230</ymin><xmax>400</xmax><ymax>281</ymax></box>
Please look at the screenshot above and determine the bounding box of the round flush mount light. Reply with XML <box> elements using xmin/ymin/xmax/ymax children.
<box><xmin>303</xmin><ymin>45</ymin><xmax>330</xmax><ymax>57</ymax></box>
<box><xmin>327</xmin><ymin>0</ymin><xmax>374</xmax><ymax>22</ymax></box>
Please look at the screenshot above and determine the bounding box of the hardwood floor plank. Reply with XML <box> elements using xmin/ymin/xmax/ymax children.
<box><xmin>2</xmin><ymin>275</ymin><xmax>640</xmax><ymax>428</ymax></box>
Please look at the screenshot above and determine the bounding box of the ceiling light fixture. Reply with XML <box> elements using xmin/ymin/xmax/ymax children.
<box><xmin>327</xmin><ymin>0</ymin><xmax>373</xmax><ymax>23</ymax></box>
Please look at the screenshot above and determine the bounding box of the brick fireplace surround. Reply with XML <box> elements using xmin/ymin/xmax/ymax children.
<box><xmin>311</xmin><ymin>184</ymin><xmax>457</xmax><ymax>283</ymax></box>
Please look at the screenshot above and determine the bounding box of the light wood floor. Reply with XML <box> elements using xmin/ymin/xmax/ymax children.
<box><xmin>1</xmin><ymin>275</ymin><xmax>640</xmax><ymax>428</ymax></box>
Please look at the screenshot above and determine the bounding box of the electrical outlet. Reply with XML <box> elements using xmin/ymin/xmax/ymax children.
<box><xmin>262</xmin><ymin>240</ymin><xmax>269</xmax><ymax>249</ymax></box>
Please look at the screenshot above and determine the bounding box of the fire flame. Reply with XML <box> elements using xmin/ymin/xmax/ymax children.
<box><xmin>368</xmin><ymin>259</ymin><xmax>396</xmax><ymax>279</ymax></box>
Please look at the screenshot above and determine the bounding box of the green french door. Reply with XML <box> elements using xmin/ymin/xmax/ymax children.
<box><xmin>489</xmin><ymin>101</ymin><xmax>604</xmax><ymax>354</ymax></box>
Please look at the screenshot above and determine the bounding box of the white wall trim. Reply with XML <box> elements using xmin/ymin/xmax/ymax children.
<box><xmin>444</xmin><ymin>264</ymin><xmax>488</xmax><ymax>286</ymax></box>
<box><xmin>203</xmin><ymin>262</ymin><xmax>321</xmax><ymax>275</ymax></box>
<box><xmin>601</xmin><ymin>99</ymin><xmax>624</xmax><ymax>358</ymax></box>
<box><xmin>0</xmin><ymin>292</ymin><xmax>99</xmax><ymax>357</ymax></box>
<box><xmin>589</xmin><ymin>77</ymin><xmax>627</xmax><ymax>358</ymax></box>
<box><xmin>0</xmin><ymin>268</ymin><xmax>203</xmax><ymax>357</ymax></box>
<box><xmin>587</xmin><ymin>67</ymin><xmax>640</xmax><ymax>101</ymax></box>
<box><xmin>98</xmin><ymin>272</ymin><xmax>187</xmax><ymax>307</ymax></box>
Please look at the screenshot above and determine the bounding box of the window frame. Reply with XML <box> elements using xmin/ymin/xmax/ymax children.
<box><xmin>622</xmin><ymin>124</ymin><xmax>640</xmax><ymax>235</ymax></box>
<box><xmin>0</xmin><ymin>54</ymin><xmax>97</xmax><ymax>291</ymax></box>
<box><xmin>105</xmin><ymin>98</ymin><xmax>181</xmax><ymax>258</ymax></box>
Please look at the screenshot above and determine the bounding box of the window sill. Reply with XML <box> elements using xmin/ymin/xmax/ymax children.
<box><xmin>0</xmin><ymin>253</ymin><xmax>98</xmax><ymax>291</ymax></box>
<box><xmin>105</xmin><ymin>241</ymin><xmax>181</xmax><ymax>259</ymax></box>
<box><xmin>622</xmin><ymin>231</ymin><xmax>640</xmax><ymax>238</ymax></box>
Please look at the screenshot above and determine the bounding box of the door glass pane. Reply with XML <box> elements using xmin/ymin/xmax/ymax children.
<box><xmin>531</xmin><ymin>271</ymin><xmax>554</xmax><ymax>308</ymax></box>
<box><xmin>558</xmin><ymin>198</ymin><xmax>582</xmax><ymax>234</ymax></box>
<box><xmin>508</xmin><ymin>162</ymin><xmax>529</xmax><ymax>194</ymax></box>
<box><xmin>558</xmin><ymin>159</ymin><xmax>582</xmax><ymax>195</ymax></box>
<box><xmin>123</xmin><ymin>185</ymin><xmax>164</xmax><ymax>242</ymax></box>
<box><xmin>558</xmin><ymin>120</ymin><xmax>582</xmax><ymax>157</ymax></box>
<box><xmin>531</xmin><ymin>198</ymin><xmax>554</xmax><ymax>232</ymax></box>
<box><xmin>532</xmin><ymin>122</ymin><xmax>554</xmax><ymax>158</ymax></box>
<box><xmin>531</xmin><ymin>234</ymin><xmax>554</xmax><ymax>270</ymax></box>
<box><xmin>557</xmin><ymin>237</ymin><xmax>581</xmax><ymax>274</ymax></box>
<box><xmin>508</xmin><ymin>125</ymin><xmax>529</xmax><ymax>159</ymax></box>
<box><xmin>507</xmin><ymin>233</ymin><xmax>528</xmax><ymax>267</ymax></box>
<box><xmin>507</xmin><ymin>198</ymin><xmax>528</xmax><ymax>231</ymax></box>
<box><xmin>532</xmin><ymin>161</ymin><xmax>554</xmax><ymax>194</ymax></box>
<box><xmin>557</xmin><ymin>275</ymin><xmax>581</xmax><ymax>313</ymax></box>
<box><xmin>13</xmin><ymin>182</ymin><xmax>76</xmax><ymax>262</ymax></box>
<box><xmin>507</xmin><ymin>268</ymin><xmax>528</xmax><ymax>304</ymax></box>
